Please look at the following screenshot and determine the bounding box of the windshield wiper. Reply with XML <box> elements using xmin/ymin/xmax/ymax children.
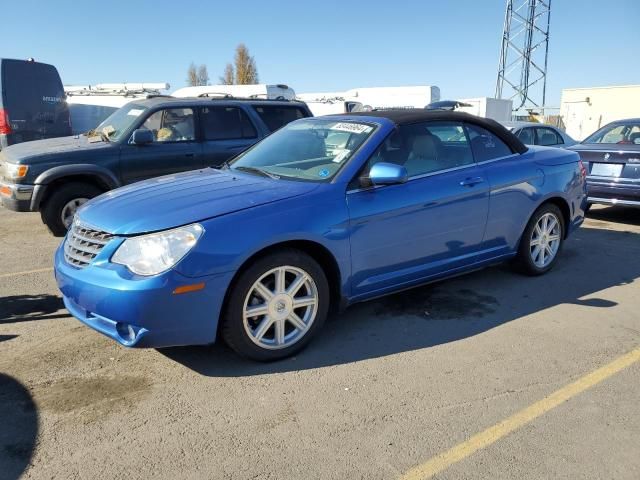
<box><xmin>233</xmin><ymin>166</ymin><xmax>279</xmax><ymax>179</ymax></box>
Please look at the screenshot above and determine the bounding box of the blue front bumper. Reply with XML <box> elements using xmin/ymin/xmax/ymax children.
<box><xmin>54</xmin><ymin>244</ymin><xmax>234</xmax><ymax>348</ymax></box>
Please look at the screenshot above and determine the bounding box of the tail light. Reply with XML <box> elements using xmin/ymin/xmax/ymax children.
<box><xmin>0</xmin><ymin>109</ymin><xmax>11</xmax><ymax>135</ymax></box>
<box><xmin>578</xmin><ymin>158</ymin><xmax>587</xmax><ymax>178</ymax></box>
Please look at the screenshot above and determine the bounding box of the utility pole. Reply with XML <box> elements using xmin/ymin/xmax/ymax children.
<box><xmin>495</xmin><ymin>0</ymin><xmax>552</xmax><ymax>116</ymax></box>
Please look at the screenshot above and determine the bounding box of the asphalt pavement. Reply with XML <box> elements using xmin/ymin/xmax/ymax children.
<box><xmin>1</xmin><ymin>205</ymin><xmax>638</xmax><ymax>479</ymax></box>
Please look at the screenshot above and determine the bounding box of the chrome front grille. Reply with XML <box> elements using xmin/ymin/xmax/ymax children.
<box><xmin>64</xmin><ymin>222</ymin><xmax>114</xmax><ymax>268</ymax></box>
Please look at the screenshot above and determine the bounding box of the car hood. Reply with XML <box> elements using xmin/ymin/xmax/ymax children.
<box><xmin>0</xmin><ymin>135</ymin><xmax>113</xmax><ymax>164</ymax></box>
<box><xmin>77</xmin><ymin>168</ymin><xmax>320</xmax><ymax>235</ymax></box>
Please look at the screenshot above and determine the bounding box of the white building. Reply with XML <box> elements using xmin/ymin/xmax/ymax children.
<box><xmin>560</xmin><ymin>85</ymin><xmax>640</xmax><ymax>140</ymax></box>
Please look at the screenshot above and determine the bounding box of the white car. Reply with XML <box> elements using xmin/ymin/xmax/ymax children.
<box><xmin>501</xmin><ymin>121</ymin><xmax>576</xmax><ymax>147</ymax></box>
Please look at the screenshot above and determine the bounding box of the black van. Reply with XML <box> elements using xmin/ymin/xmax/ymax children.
<box><xmin>0</xmin><ymin>58</ymin><xmax>71</xmax><ymax>149</ymax></box>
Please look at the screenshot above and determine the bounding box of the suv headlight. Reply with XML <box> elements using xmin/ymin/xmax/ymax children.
<box><xmin>5</xmin><ymin>163</ymin><xmax>29</xmax><ymax>180</ymax></box>
<box><xmin>112</xmin><ymin>223</ymin><xmax>204</xmax><ymax>276</ymax></box>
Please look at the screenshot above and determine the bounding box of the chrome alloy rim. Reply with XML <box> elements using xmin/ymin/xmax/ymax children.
<box><xmin>243</xmin><ymin>266</ymin><xmax>319</xmax><ymax>350</ymax></box>
<box><xmin>61</xmin><ymin>198</ymin><xmax>89</xmax><ymax>229</ymax></box>
<box><xmin>530</xmin><ymin>212</ymin><xmax>561</xmax><ymax>268</ymax></box>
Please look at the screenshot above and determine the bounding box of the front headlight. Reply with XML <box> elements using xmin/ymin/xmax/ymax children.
<box><xmin>112</xmin><ymin>223</ymin><xmax>204</xmax><ymax>276</ymax></box>
<box><xmin>5</xmin><ymin>163</ymin><xmax>29</xmax><ymax>180</ymax></box>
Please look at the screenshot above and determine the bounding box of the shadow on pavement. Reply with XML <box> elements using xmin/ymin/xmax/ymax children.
<box><xmin>587</xmin><ymin>205</ymin><xmax>640</xmax><ymax>227</ymax></box>
<box><xmin>0</xmin><ymin>335</ymin><xmax>19</xmax><ymax>343</ymax></box>
<box><xmin>0</xmin><ymin>374</ymin><xmax>38</xmax><ymax>480</ymax></box>
<box><xmin>0</xmin><ymin>294</ymin><xmax>66</xmax><ymax>324</ymax></box>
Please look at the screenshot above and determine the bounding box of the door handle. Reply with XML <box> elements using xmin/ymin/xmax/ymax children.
<box><xmin>459</xmin><ymin>177</ymin><xmax>484</xmax><ymax>187</ymax></box>
<box><xmin>185</xmin><ymin>153</ymin><xmax>195</xmax><ymax>158</ymax></box>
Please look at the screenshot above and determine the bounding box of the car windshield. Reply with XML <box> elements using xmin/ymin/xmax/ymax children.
<box><xmin>229</xmin><ymin>119</ymin><xmax>376</xmax><ymax>181</ymax></box>
<box><xmin>90</xmin><ymin>104</ymin><xmax>148</xmax><ymax>142</ymax></box>
<box><xmin>583</xmin><ymin>122</ymin><xmax>640</xmax><ymax>145</ymax></box>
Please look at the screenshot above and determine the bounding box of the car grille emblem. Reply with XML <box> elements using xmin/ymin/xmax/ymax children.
<box><xmin>604</xmin><ymin>153</ymin><xmax>610</xmax><ymax>160</ymax></box>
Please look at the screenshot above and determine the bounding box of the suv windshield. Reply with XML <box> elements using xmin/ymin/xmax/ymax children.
<box><xmin>583</xmin><ymin>122</ymin><xmax>640</xmax><ymax>145</ymax></box>
<box><xmin>230</xmin><ymin>119</ymin><xmax>376</xmax><ymax>181</ymax></box>
<box><xmin>91</xmin><ymin>103</ymin><xmax>148</xmax><ymax>142</ymax></box>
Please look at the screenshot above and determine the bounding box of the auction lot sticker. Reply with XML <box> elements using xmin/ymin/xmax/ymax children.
<box><xmin>332</xmin><ymin>122</ymin><xmax>373</xmax><ymax>134</ymax></box>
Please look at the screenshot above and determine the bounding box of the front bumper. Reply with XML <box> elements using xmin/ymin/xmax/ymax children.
<box><xmin>0</xmin><ymin>181</ymin><xmax>34</xmax><ymax>211</ymax></box>
<box><xmin>54</xmin><ymin>243</ymin><xmax>234</xmax><ymax>348</ymax></box>
<box><xmin>586</xmin><ymin>177</ymin><xmax>640</xmax><ymax>208</ymax></box>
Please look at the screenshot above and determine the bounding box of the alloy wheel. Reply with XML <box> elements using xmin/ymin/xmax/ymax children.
<box><xmin>529</xmin><ymin>212</ymin><xmax>561</xmax><ymax>268</ymax></box>
<box><xmin>242</xmin><ymin>266</ymin><xmax>319</xmax><ymax>350</ymax></box>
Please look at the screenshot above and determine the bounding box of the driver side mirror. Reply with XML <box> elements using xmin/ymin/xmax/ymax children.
<box><xmin>131</xmin><ymin>129</ymin><xmax>154</xmax><ymax>145</ymax></box>
<box><xmin>367</xmin><ymin>162</ymin><xmax>408</xmax><ymax>186</ymax></box>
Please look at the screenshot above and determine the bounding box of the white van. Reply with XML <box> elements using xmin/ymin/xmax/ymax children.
<box><xmin>65</xmin><ymin>83</ymin><xmax>170</xmax><ymax>134</ymax></box>
<box><xmin>172</xmin><ymin>84</ymin><xmax>296</xmax><ymax>100</ymax></box>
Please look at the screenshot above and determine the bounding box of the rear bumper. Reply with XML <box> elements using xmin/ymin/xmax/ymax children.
<box><xmin>0</xmin><ymin>181</ymin><xmax>35</xmax><ymax>212</ymax></box>
<box><xmin>586</xmin><ymin>178</ymin><xmax>640</xmax><ymax>207</ymax></box>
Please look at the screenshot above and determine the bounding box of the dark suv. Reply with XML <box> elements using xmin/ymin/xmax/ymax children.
<box><xmin>0</xmin><ymin>96</ymin><xmax>312</xmax><ymax>235</ymax></box>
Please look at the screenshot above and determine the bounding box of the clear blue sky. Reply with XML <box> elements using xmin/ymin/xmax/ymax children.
<box><xmin>5</xmin><ymin>0</ymin><xmax>639</xmax><ymax>106</ymax></box>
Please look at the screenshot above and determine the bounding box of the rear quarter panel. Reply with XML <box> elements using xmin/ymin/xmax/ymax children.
<box><xmin>481</xmin><ymin>147</ymin><xmax>585</xmax><ymax>254</ymax></box>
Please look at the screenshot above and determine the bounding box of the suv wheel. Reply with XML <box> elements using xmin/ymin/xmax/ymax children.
<box><xmin>40</xmin><ymin>182</ymin><xmax>102</xmax><ymax>236</ymax></box>
<box><xmin>221</xmin><ymin>249</ymin><xmax>329</xmax><ymax>361</ymax></box>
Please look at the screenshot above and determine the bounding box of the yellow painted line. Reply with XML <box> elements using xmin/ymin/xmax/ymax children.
<box><xmin>0</xmin><ymin>267</ymin><xmax>53</xmax><ymax>279</ymax></box>
<box><xmin>401</xmin><ymin>347</ymin><xmax>640</xmax><ymax>480</ymax></box>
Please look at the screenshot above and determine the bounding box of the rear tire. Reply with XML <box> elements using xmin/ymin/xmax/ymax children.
<box><xmin>515</xmin><ymin>203</ymin><xmax>565</xmax><ymax>276</ymax></box>
<box><xmin>40</xmin><ymin>182</ymin><xmax>102</xmax><ymax>237</ymax></box>
<box><xmin>221</xmin><ymin>249</ymin><xmax>329</xmax><ymax>361</ymax></box>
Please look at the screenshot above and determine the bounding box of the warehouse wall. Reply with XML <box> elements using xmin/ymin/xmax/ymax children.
<box><xmin>560</xmin><ymin>85</ymin><xmax>640</xmax><ymax>140</ymax></box>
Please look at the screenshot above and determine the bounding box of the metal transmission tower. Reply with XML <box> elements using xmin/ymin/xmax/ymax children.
<box><xmin>495</xmin><ymin>0</ymin><xmax>552</xmax><ymax>114</ymax></box>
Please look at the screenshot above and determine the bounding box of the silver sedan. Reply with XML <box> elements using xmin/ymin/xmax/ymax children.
<box><xmin>501</xmin><ymin>121</ymin><xmax>576</xmax><ymax>148</ymax></box>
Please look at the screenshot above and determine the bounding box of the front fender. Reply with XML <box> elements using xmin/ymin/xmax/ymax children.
<box><xmin>31</xmin><ymin>164</ymin><xmax>121</xmax><ymax>210</ymax></box>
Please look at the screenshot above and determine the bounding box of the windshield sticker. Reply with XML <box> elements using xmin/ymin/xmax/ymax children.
<box><xmin>331</xmin><ymin>123</ymin><xmax>373</xmax><ymax>134</ymax></box>
<box><xmin>127</xmin><ymin>109</ymin><xmax>145</xmax><ymax>116</ymax></box>
<box><xmin>318</xmin><ymin>169</ymin><xmax>330</xmax><ymax>178</ymax></box>
<box><xmin>332</xmin><ymin>149</ymin><xmax>351</xmax><ymax>163</ymax></box>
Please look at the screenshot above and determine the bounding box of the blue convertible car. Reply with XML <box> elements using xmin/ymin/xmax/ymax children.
<box><xmin>54</xmin><ymin>110</ymin><xmax>587</xmax><ymax>360</ymax></box>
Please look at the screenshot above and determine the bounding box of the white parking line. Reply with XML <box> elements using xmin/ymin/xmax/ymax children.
<box><xmin>0</xmin><ymin>267</ymin><xmax>54</xmax><ymax>279</ymax></box>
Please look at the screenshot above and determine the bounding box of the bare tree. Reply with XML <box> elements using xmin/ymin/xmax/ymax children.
<box><xmin>187</xmin><ymin>62</ymin><xmax>209</xmax><ymax>86</ymax></box>
<box><xmin>187</xmin><ymin>62</ymin><xmax>198</xmax><ymax>86</ymax></box>
<box><xmin>233</xmin><ymin>44</ymin><xmax>259</xmax><ymax>84</ymax></box>
<box><xmin>219</xmin><ymin>63</ymin><xmax>235</xmax><ymax>85</ymax></box>
<box><xmin>197</xmin><ymin>65</ymin><xmax>210</xmax><ymax>86</ymax></box>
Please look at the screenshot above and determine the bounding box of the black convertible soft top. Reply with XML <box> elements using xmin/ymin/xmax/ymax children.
<box><xmin>346</xmin><ymin>109</ymin><xmax>528</xmax><ymax>154</ymax></box>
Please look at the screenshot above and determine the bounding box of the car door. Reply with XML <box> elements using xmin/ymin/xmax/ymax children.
<box><xmin>467</xmin><ymin>123</ymin><xmax>540</xmax><ymax>255</ymax></box>
<box><xmin>119</xmin><ymin>107</ymin><xmax>202</xmax><ymax>184</ymax></box>
<box><xmin>347</xmin><ymin>121</ymin><xmax>490</xmax><ymax>298</ymax></box>
<box><xmin>199</xmin><ymin>106</ymin><xmax>259</xmax><ymax>167</ymax></box>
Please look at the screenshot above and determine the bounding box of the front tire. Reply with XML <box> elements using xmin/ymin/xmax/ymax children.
<box><xmin>221</xmin><ymin>249</ymin><xmax>329</xmax><ymax>361</ymax></box>
<box><xmin>40</xmin><ymin>182</ymin><xmax>102</xmax><ymax>236</ymax></box>
<box><xmin>515</xmin><ymin>203</ymin><xmax>565</xmax><ymax>276</ymax></box>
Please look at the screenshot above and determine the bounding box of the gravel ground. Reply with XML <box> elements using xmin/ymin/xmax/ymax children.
<box><xmin>1</xmin><ymin>205</ymin><xmax>639</xmax><ymax>480</ymax></box>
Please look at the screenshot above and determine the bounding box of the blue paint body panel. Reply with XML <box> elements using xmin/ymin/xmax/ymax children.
<box><xmin>54</xmin><ymin>115</ymin><xmax>587</xmax><ymax>348</ymax></box>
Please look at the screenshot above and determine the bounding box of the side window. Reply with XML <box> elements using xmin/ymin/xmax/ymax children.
<box><xmin>201</xmin><ymin>106</ymin><xmax>257</xmax><ymax>140</ymax></box>
<box><xmin>252</xmin><ymin>106</ymin><xmax>306</xmax><ymax>132</ymax></box>
<box><xmin>516</xmin><ymin>127</ymin><xmax>535</xmax><ymax>145</ymax></box>
<box><xmin>466</xmin><ymin>124</ymin><xmax>513</xmax><ymax>162</ymax></box>
<box><xmin>536</xmin><ymin>127</ymin><xmax>562</xmax><ymax>146</ymax></box>
<box><xmin>363</xmin><ymin>122</ymin><xmax>475</xmax><ymax>179</ymax></box>
<box><xmin>141</xmin><ymin>108</ymin><xmax>195</xmax><ymax>143</ymax></box>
